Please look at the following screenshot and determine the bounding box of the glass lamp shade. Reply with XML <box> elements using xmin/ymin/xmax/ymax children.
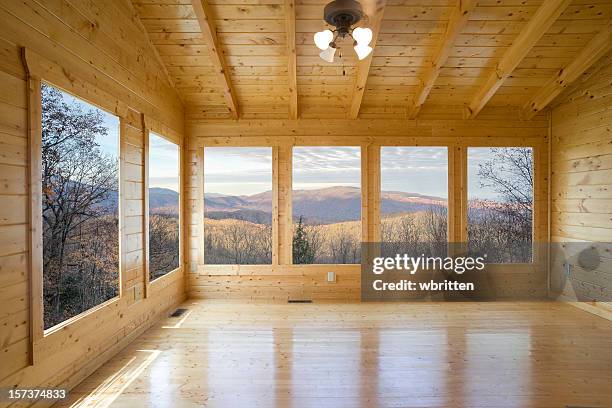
<box><xmin>352</xmin><ymin>27</ymin><xmax>372</xmax><ymax>45</ymax></box>
<box><xmin>319</xmin><ymin>46</ymin><xmax>337</xmax><ymax>63</ymax></box>
<box><xmin>314</xmin><ymin>30</ymin><xmax>334</xmax><ymax>50</ymax></box>
<box><xmin>354</xmin><ymin>43</ymin><xmax>373</xmax><ymax>60</ymax></box>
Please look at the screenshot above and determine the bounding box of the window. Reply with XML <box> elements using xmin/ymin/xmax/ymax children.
<box><xmin>292</xmin><ymin>146</ymin><xmax>361</xmax><ymax>264</ymax></box>
<box><xmin>148</xmin><ymin>133</ymin><xmax>180</xmax><ymax>281</ymax></box>
<box><xmin>41</xmin><ymin>83</ymin><xmax>119</xmax><ymax>329</ymax></box>
<box><xmin>467</xmin><ymin>147</ymin><xmax>533</xmax><ymax>263</ymax></box>
<box><xmin>203</xmin><ymin>147</ymin><xmax>273</xmax><ymax>264</ymax></box>
<box><xmin>380</xmin><ymin>147</ymin><xmax>448</xmax><ymax>256</ymax></box>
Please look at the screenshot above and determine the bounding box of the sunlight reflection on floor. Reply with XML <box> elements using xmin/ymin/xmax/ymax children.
<box><xmin>59</xmin><ymin>350</ymin><xmax>161</xmax><ymax>408</ymax></box>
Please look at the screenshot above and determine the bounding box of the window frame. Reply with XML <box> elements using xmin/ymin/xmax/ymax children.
<box><xmin>24</xmin><ymin>48</ymin><xmax>185</xmax><ymax>366</ymax></box>
<box><xmin>36</xmin><ymin>80</ymin><xmax>123</xmax><ymax>337</ymax></box>
<box><xmin>460</xmin><ymin>141</ymin><xmax>542</xmax><ymax>268</ymax></box>
<box><xmin>196</xmin><ymin>134</ymin><xmax>544</xmax><ymax>276</ymax></box>
<box><xmin>369</xmin><ymin>141</ymin><xmax>541</xmax><ymax>268</ymax></box>
<box><xmin>146</xmin><ymin>130</ymin><xmax>183</xmax><ymax>286</ymax></box>
<box><xmin>291</xmin><ymin>145</ymin><xmax>364</xmax><ymax>265</ymax></box>
<box><xmin>466</xmin><ymin>145</ymin><xmax>536</xmax><ymax>265</ymax></box>
<box><xmin>379</xmin><ymin>145</ymin><xmax>451</xmax><ymax>244</ymax></box>
<box><xmin>201</xmin><ymin>145</ymin><xmax>275</xmax><ymax>266</ymax></box>
<box><xmin>143</xmin><ymin>124</ymin><xmax>184</xmax><ymax>297</ymax></box>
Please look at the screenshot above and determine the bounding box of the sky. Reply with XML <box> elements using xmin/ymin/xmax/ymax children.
<box><xmin>52</xmin><ymin>85</ymin><xmax>180</xmax><ymax>192</ymax></box>
<box><xmin>149</xmin><ymin>132</ymin><xmax>180</xmax><ymax>192</ymax></box>
<box><xmin>51</xmin><ymin>85</ymin><xmax>120</xmax><ymax>160</ymax></box>
<box><xmin>468</xmin><ymin>147</ymin><xmax>498</xmax><ymax>200</ymax></box>
<box><xmin>293</xmin><ymin>146</ymin><xmax>361</xmax><ymax>190</ymax></box>
<box><xmin>381</xmin><ymin>147</ymin><xmax>448</xmax><ymax>198</ymax></box>
<box><xmin>204</xmin><ymin>147</ymin><xmax>272</xmax><ymax>195</ymax></box>
<box><xmin>202</xmin><ymin>146</ymin><xmax>509</xmax><ymax>198</ymax></box>
<box><xmin>51</xmin><ymin>86</ymin><xmax>527</xmax><ymax>200</ymax></box>
<box><xmin>205</xmin><ymin>146</ymin><xmax>451</xmax><ymax>197</ymax></box>
<box><xmin>467</xmin><ymin>147</ymin><xmax>532</xmax><ymax>200</ymax></box>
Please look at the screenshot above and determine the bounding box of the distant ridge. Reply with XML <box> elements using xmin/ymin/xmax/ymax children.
<box><xmin>101</xmin><ymin>186</ymin><xmax>447</xmax><ymax>223</ymax></box>
<box><xmin>204</xmin><ymin>186</ymin><xmax>447</xmax><ymax>224</ymax></box>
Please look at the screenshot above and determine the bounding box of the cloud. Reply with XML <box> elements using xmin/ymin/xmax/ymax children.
<box><xmin>204</xmin><ymin>147</ymin><xmax>273</xmax><ymax>194</ymax></box>
<box><xmin>149</xmin><ymin>176</ymin><xmax>179</xmax><ymax>191</ymax></box>
<box><xmin>293</xmin><ymin>146</ymin><xmax>361</xmax><ymax>171</ymax></box>
<box><xmin>205</xmin><ymin>147</ymin><xmax>272</xmax><ymax>163</ymax></box>
<box><xmin>150</xmin><ymin>133</ymin><xmax>179</xmax><ymax>153</ymax></box>
<box><xmin>293</xmin><ymin>147</ymin><xmax>361</xmax><ymax>186</ymax></box>
<box><xmin>380</xmin><ymin>147</ymin><xmax>448</xmax><ymax>171</ymax></box>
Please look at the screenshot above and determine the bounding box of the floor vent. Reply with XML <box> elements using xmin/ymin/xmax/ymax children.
<box><xmin>170</xmin><ymin>308</ymin><xmax>188</xmax><ymax>317</ymax></box>
<box><xmin>567</xmin><ymin>406</ymin><xmax>600</xmax><ymax>408</ymax></box>
<box><xmin>288</xmin><ymin>299</ymin><xmax>312</xmax><ymax>303</ymax></box>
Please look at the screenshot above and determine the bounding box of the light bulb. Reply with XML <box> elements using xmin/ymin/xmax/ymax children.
<box><xmin>319</xmin><ymin>46</ymin><xmax>336</xmax><ymax>63</ymax></box>
<box><xmin>352</xmin><ymin>27</ymin><xmax>372</xmax><ymax>45</ymax></box>
<box><xmin>314</xmin><ymin>29</ymin><xmax>333</xmax><ymax>50</ymax></box>
<box><xmin>354</xmin><ymin>43</ymin><xmax>372</xmax><ymax>60</ymax></box>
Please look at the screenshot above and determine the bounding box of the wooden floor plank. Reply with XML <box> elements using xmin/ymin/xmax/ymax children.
<box><xmin>57</xmin><ymin>301</ymin><xmax>612</xmax><ymax>408</ymax></box>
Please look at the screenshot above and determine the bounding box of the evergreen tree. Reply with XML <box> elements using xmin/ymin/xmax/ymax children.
<box><xmin>293</xmin><ymin>216</ymin><xmax>315</xmax><ymax>264</ymax></box>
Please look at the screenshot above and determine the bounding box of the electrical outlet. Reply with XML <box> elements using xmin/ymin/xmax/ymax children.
<box><xmin>327</xmin><ymin>271</ymin><xmax>336</xmax><ymax>283</ymax></box>
<box><xmin>563</xmin><ymin>262</ymin><xmax>572</xmax><ymax>278</ymax></box>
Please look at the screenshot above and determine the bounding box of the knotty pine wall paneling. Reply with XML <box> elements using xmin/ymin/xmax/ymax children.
<box><xmin>0</xmin><ymin>0</ymin><xmax>186</xmax><ymax>403</ymax></box>
<box><xmin>186</xmin><ymin>113</ymin><xmax>550</xmax><ymax>302</ymax></box>
<box><xmin>550</xmin><ymin>52</ymin><xmax>612</xmax><ymax>320</ymax></box>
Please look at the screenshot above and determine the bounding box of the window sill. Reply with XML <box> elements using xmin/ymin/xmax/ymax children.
<box><xmin>43</xmin><ymin>296</ymin><xmax>120</xmax><ymax>338</ymax></box>
<box><xmin>149</xmin><ymin>265</ymin><xmax>184</xmax><ymax>290</ymax></box>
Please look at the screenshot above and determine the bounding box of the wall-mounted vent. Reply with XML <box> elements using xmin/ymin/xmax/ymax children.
<box><xmin>170</xmin><ymin>308</ymin><xmax>188</xmax><ymax>317</ymax></box>
<box><xmin>288</xmin><ymin>299</ymin><xmax>312</xmax><ymax>303</ymax></box>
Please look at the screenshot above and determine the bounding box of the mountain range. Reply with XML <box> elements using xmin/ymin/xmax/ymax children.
<box><xmin>202</xmin><ymin>186</ymin><xmax>446</xmax><ymax>225</ymax></box>
<box><xmin>110</xmin><ymin>186</ymin><xmax>446</xmax><ymax>224</ymax></box>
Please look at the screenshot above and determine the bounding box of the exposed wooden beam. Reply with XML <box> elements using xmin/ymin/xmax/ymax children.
<box><xmin>285</xmin><ymin>0</ymin><xmax>298</xmax><ymax>119</ymax></box>
<box><xmin>408</xmin><ymin>0</ymin><xmax>477</xmax><ymax>119</ymax></box>
<box><xmin>191</xmin><ymin>0</ymin><xmax>239</xmax><ymax>119</ymax></box>
<box><xmin>466</xmin><ymin>0</ymin><xmax>572</xmax><ymax>119</ymax></box>
<box><xmin>348</xmin><ymin>0</ymin><xmax>386</xmax><ymax>120</ymax></box>
<box><xmin>129</xmin><ymin>0</ymin><xmax>181</xmax><ymax>103</ymax></box>
<box><xmin>523</xmin><ymin>24</ymin><xmax>612</xmax><ymax>120</ymax></box>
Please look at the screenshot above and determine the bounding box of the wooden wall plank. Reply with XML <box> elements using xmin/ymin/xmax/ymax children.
<box><xmin>285</xmin><ymin>0</ymin><xmax>297</xmax><ymax>119</ymax></box>
<box><xmin>550</xmin><ymin>50</ymin><xmax>612</xmax><ymax>319</ymax></box>
<box><xmin>187</xmin><ymin>114</ymin><xmax>548</xmax><ymax>301</ymax></box>
<box><xmin>0</xmin><ymin>0</ymin><xmax>186</xmax><ymax>398</ymax></box>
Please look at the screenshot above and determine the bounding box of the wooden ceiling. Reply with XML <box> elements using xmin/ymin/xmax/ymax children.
<box><xmin>131</xmin><ymin>0</ymin><xmax>612</xmax><ymax>120</ymax></box>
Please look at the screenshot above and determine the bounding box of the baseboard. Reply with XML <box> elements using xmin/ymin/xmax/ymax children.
<box><xmin>557</xmin><ymin>295</ymin><xmax>612</xmax><ymax>322</ymax></box>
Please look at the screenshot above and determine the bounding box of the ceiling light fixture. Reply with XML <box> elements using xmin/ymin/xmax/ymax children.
<box><xmin>313</xmin><ymin>0</ymin><xmax>373</xmax><ymax>63</ymax></box>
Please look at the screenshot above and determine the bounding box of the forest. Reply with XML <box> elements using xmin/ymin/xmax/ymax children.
<box><xmin>41</xmin><ymin>85</ymin><xmax>180</xmax><ymax>329</ymax></box>
<box><xmin>203</xmin><ymin>147</ymin><xmax>533</xmax><ymax>265</ymax></box>
<box><xmin>149</xmin><ymin>209</ymin><xmax>180</xmax><ymax>281</ymax></box>
<box><xmin>41</xmin><ymin>81</ymin><xmax>532</xmax><ymax>328</ymax></box>
<box><xmin>41</xmin><ymin>84</ymin><xmax>119</xmax><ymax>329</ymax></box>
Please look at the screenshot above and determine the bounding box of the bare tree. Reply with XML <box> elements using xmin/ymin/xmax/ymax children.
<box><xmin>469</xmin><ymin>147</ymin><xmax>533</xmax><ymax>262</ymax></box>
<box><xmin>328</xmin><ymin>226</ymin><xmax>359</xmax><ymax>264</ymax></box>
<box><xmin>41</xmin><ymin>84</ymin><xmax>119</xmax><ymax>328</ymax></box>
<box><xmin>149</xmin><ymin>214</ymin><xmax>180</xmax><ymax>280</ymax></box>
<box><xmin>204</xmin><ymin>218</ymin><xmax>272</xmax><ymax>264</ymax></box>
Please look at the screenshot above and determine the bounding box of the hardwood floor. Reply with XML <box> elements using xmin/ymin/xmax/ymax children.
<box><xmin>57</xmin><ymin>301</ymin><xmax>612</xmax><ymax>408</ymax></box>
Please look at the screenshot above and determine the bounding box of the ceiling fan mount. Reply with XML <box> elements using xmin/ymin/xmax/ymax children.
<box><xmin>323</xmin><ymin>0</ymin><xmax>365</xmax><ymax>37</ymax></box>
<box><xmin>314</xmin><ymin>0</ymin><xmax>373</xmax><ymax>63</ymax></box>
